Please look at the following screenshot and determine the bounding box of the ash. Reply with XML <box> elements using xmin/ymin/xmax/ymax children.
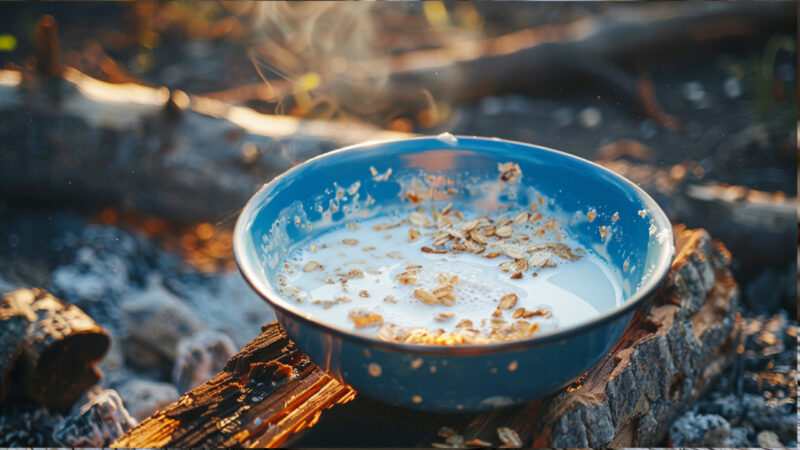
<box><xmin>0</xmin><ymin>206</ymin><xmax>274</xmax><ymax>446</ymax></box>
<box><xmin>669</xmin><ymin>313</ymin><xmax>797</xmax><ymax>447</ymax></box>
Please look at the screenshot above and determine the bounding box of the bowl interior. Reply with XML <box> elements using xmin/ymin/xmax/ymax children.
<box><xmin>234</xmin><ymin>136</ymin><xmax>674</xmax><ymax>343</ymax></box>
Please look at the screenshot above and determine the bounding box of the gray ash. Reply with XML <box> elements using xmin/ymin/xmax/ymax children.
<box><xmin>669</xmin><ymin>312</ymin><xmax>797</xmax><ymax>447</ymax></box>
<box><xmin>0</xmin><ymin>403</ymin><xmax>63</xmax><ymax>447</ymax></box>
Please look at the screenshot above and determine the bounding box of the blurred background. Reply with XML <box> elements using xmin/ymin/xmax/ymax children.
<box><xmin>0</xmin><ymin>2</ymin><xmax>796</xmax><ymax>447</ymax></box>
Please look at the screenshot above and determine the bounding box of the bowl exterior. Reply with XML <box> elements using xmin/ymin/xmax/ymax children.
<box><xmin>274</xmin><ymin>303</ymin><xmax>635</xmax><ymax>412</ymax></box>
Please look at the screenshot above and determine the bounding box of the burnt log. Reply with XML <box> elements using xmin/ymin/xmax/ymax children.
<box><xmin>0</xmin><ymin>288</ymin><xmax>110</xmax><ymax>409</ymax></box>
<box><xmin>525</xmin><ymin>225</ymin><xmax>740</xmax><ymax>447</ymax></box>
<box><xmin>111</xmin><ymin>323</ymin><xmax>356</xmax><ymax>448</ymax></box>
<box><xmin>114</xmin><ymin>226</ymin><xmax>739</xmax><ymax>447</ymax></box>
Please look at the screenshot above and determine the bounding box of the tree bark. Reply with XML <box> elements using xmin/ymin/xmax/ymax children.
<box><xmin>0</xmin><ymin>288</ymin><xmax>110</xmax><ymax>409</ymax></box>
<box><xmin>114</xmin><ymin>225</ymin><xmax>739</xmax><ymax>447</ymax></box>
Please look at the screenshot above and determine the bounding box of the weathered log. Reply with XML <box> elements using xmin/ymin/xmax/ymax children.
<box><xmin>114</xmin><ymin>226</ymin><xmax>739</xmax><ymax>447</ymax></box>
<box><xmin>526</xmin><ymin>225</ymin><xmax>740</xmax><ymax>447</ymax></box>
<box><xmin>0</xmin><ymin>67</ymin><xmax>410</xmax><ymax>224</ymax></box>
<box><xmin>380</xmin><ymin>2</ymin><xmax>792</xmax><ymax>105</ymax></box>
<box><xmin>0</xmin><ymin>288</ymin><xmax>110</xmax><ymax>409</ymax></box>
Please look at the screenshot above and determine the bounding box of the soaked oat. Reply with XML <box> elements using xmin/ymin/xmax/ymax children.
<box><xmin>276</xmin><ymin>181</ymin><xmax>623</xmax><ymax>346</ymax></box>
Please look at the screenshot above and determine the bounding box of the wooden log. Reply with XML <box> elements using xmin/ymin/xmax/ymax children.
<box><xmin>598</xmin><ymin>159</ymin><xmax>796</xmax><ymax>261</ymax></box>
<box><xmin>526</xmin><ymin>225</ymin><xmax>740</xmax><ymax>447</ymax></box>
<box><xmin>0</xmin><ymin>66</ymin><xmax>410</xmax><ymax>224</ymax></box>
<box><xmin>111</xmin><ymin>323</ymin><xmax>355</xmax><ymax>448</ymax></box>
<box><xmin>114</xmin><ymin>226</ymin><xmax>739</xmax><ymax>447</ymax></box>
<box><xmin>0</xmin><ymin>288</ymin><xmax>110</xmax><ymax>409</ymax></box>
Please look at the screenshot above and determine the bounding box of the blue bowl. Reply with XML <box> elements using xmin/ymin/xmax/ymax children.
<box><xmin>234</xmin><ymin>135</ymin><xmax>674</xmax><ymax>412</ymax></box>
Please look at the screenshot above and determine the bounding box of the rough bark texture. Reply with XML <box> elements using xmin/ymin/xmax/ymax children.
<box><xmin>0</xmin><ymin>288</ymin><xmax>110</xmax><ymax>409</ymax></box>
<box><xmin>527</xmin><ymin>225</ymin><xmax>740</xmax><ymax>447</ymax></box>
<box><xmin>114</xmin><ymin>226</ymin><xmax>739</xmax><ymax>447</ymax></box>
<box><xmin>111</xmin><ymin>323</ymin><xmax>355</xmax><ymax>448</ymax></box>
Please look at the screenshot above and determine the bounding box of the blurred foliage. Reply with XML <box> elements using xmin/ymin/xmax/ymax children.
<box><xmin>0</xmin><ymin>34</ymin><xmax>16</xmax><ymax>52</ymax></box>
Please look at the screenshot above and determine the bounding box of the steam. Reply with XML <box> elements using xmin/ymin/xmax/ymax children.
<box><xmin>224</xmin><ymin>2</ymin><xmax>391</xmax><ymax>121</ymax></box>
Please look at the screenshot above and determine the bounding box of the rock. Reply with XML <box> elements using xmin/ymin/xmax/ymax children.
<box><xmin>728</xmin><ymin>426</ymin><xmax>749</xmax><ymax>447</ymax></box>
<box><xmin>50</xmin><ymin>225</ymin><xmax>158</xmax><ymax>330</ymax></box>
<box><xmin>52</xmin><ymin>246</ymin><xmax>131</xmax><ymax>303</ymax></box>
<box><xmin>757</xmin><ymin>430</ymin><xmax>783</xmax><ymax>448</ymax></box>
<box><xmin>173</xmin><ymin>329</ymin><xmax>236</xmax><ymax>393</ymax></box>
<box><xmin>700</xmin><ymin>393</ymin><xmax>743</xmax><ymax>422</ymax></box>
<box><xmin>52</xmin><ymin>389</ymin><xmax>136</xmax><ymax>447</ymax></box>
<box><xmin>51</xmin><ymin>226</ymin><xmax>152</xmax><ymax>301</ymax></box>
<box><xmin>669</xmin><ymin>412</ymin><xmax>731</xmax><ymax>447</ymax></box>
<box><xmin>578</xmin><ymin>106</ymin><xmax>602</xmax><ymax>129</ymax></box>
<box><xmin>121</xmin><ymin>276</ymin><xmax>204</xmax><ymax>374</ymax></box>
<box><xmin>116</xmin><ymin>379</ymin><xmax>179</xmax><ymax>422</ymax></box>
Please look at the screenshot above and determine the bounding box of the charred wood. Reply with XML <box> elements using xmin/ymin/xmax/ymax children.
<box><xmin>0</xmin><ymin>288</ymin><xmax>110</xmax><ymax>409</ymax></box>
